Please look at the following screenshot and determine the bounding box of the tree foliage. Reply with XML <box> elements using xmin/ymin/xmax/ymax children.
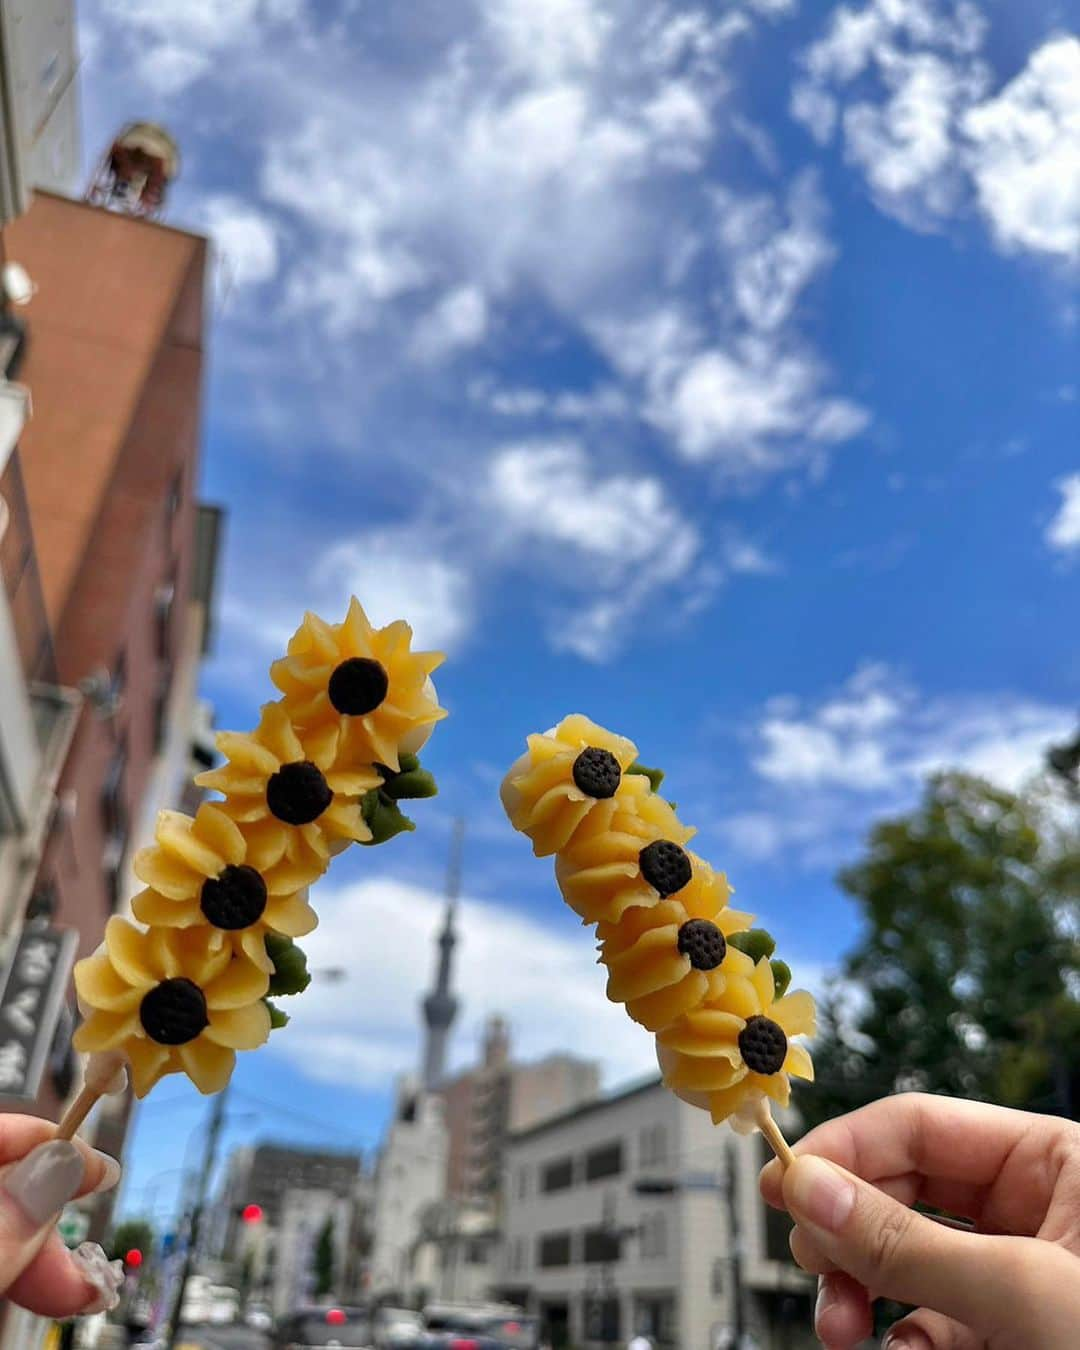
<box><xmin>797</xmin><ymin>772</ymin><xmax>1079</xmax><ymax>1131</ymax></box>
<box><xmin>108</xmin><ymin>1217</ymin><xmax>155</xmax><ymax>1265</ymax></box>
<box><xmin>313</xmin><ymin>1216</ymin><xmax>335</xmax><ymax>1298</ymax></box>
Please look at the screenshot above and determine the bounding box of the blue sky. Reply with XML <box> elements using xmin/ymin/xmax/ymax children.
<box><xmin>75</xmin><ymin>0</ymin><xmax>1079</xmax><ymax>1228</ymax></box>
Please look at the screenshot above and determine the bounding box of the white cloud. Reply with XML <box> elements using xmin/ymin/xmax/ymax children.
<box><xmin>721</xmin><ymin>663</ymin><xmax>1074</xmax><ymax>865</ymax></box>
<box><xmin>272</xmin><ymin>877</ymin><xmax>658</xmax><ymax>1090</ymax></box>
<box><xmin>795</xmin><ymin>7</ymin><xmax>1080</xmax><ymax>261</ymax></box>
<box><xmin>201</xmin><ymin>196</ymin><xmax>280</xmax><ymax>289</ymax></box>
<box><xmin>487</xmin><ymin>441</ymin><xmax>702</xmax><ymax>659</ymax></box>
<box><xmin>1046</xmin><ymin>473</ymin><xmax>1080</xmax><ymax>554</ymax></box>
<box><xmin>486</xmin><ymin>0</ymin><xmax>612</xmax><ymax>82</ymax></box>
<box><xmin>963</xmin><ymin>36</ymin><xmax>1080</xmax><ymax>262</ymax></box>
<box><xmin>470</xmin><ymin>378</ymin><xmax>631</xmax><ymax>422</ymax></box>
<box><xmin>411</xmin><ymin>285</ymin><xmax>489</xmax><ymax>362</ymax></box>
<box><xmin>316</xmin><ymin>532</ymin><xmax>474</xmax><ymax>652</ymax></box>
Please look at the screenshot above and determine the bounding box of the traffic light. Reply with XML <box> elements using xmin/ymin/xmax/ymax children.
<box><xmin>124</xmin><ymin>1249</ymin><xmax>143</xmax><ymax>1269</ymax></box>
<box><xmin>326</xmin><ymin>1310</ymin><xmax>346</xmax><ymax>1327</ymax></box>
<box><xmin>241</xmin><ymin>1203</ymin><xmax>263</xmax><ymax>1224</ymax></box>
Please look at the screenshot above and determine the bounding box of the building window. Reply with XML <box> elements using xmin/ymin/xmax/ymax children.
<box><xmin>465</xmin><ymin>1239</ymin><xmax>487</xmax><ymax>1265</ymax></box>
<box><xmin>516</xmin><ymin>1167</ymin><xmax>529</xmax><ymax>1200</ymax></box>
<box><xmin>584</xmin><ymin>1296</ymin><xmax>620</xmax><ymax>1343</ymax></box>
<box><xmin>541</xmin><ymin>1156</ymin><xmax>574</xmax><ymax>1192</ymax></box>
<box><xmin>640</xmin><ymin>1123</ymin><xmax>667</xmax><ymax>1167</ymax></box>
<box><xmin>166</xmin><ymin>468</ymin><xmax>183</xmax><ymax>520</ymax></box>
<box><xmin>634</xmin><ymin>1295</ymin><xmax>676</xmax><ymax>1346</ymax></box>
<box><xmin>640</xmin><ymin>1212</ymin><xmax>667</xmax><ymax>1260</ymax></box>
<box><xmin>155</xmin><ymin>580</ymin><xmax>175</xmax><ymax>661</ymax></box>
<box><xmin>102</xmin><ymin>738</ymin><xmax>129</xmax><ymax>911</ymax></box>
<box><xmin>711</xmin><ymin>1258</ymin><xmax>725</xmax><ymax>1295</ymax></box>
<box><xmin>537</xmin><ymin>1232</ymin><xmax>572</xmax><ymax>1268</ymax></box>
<box><xmin>584</xmin><ymin>1141</ymin><xmax>623</xmax><ymax>1182</ymax></box>
<box><xmin>582</xmin><ymin>1227</ymin><xmax>621</xmax><ymax>1263</ymax></box>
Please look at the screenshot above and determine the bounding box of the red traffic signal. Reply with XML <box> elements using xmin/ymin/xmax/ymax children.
<box><xmin>326</xmin><ymin>1310</ymin><xmax>346</xmax><ymax>1327</ymax></box>
<box><xmin>124</xmin><ymin>1249</ymin><xmax>143</xmax><ymax>1269</ymax></box>
<box><xmin>241</xmin><ymin>1204</ymin><xmax>263</xmax><ymax>1224</ymax></box>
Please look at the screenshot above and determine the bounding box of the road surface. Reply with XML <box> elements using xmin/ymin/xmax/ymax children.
<box><xmin>174</xmin><ymin>1326</ymin><xmax>270</xmax><ymax>1350</ymax></box>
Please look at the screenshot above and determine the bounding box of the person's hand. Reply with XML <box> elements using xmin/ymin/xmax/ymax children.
<box><xmin>759</xmin><ymin>1092</ymin><xmax>1080</xmax><ymax>1350</ymax></box>
<box><xmin>0</xmin><ymin>1115</ymin><xmax>124</xmax><ymax>1316</ymax></box>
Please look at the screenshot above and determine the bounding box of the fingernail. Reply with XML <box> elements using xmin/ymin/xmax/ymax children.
<box><xmin>72</xmin><ymin>1243</ymin><xmax>124</xmax><ymax>1314</ymax></box>
<box><xmin>882</xmin><ymin>1334</ymin><xmax>915</xmax><ymax>1350</ymax></box>
<box><xmin>787</xmin><ymin>1156</ymin><xmax>855</xmax><ymax>1234</ymax></box>
<box><xmin>92</xmin><ymin>1152</ymin><xmax>121</xmax><ymax>1194</ymax></box>
<box><xmin>815</xmin><ymin>1274</ymin><xmax>837</xmax><ymax>1323</ymax></box>
<box><xmin>2</xmin><ymin>1140</ymin><xmax>85</xmax><ymax>1225</ymax></box>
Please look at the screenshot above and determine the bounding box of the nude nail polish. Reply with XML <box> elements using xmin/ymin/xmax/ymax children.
<box><xmin>2</xmin><ymin>1141</ymin><xmax>85</xmax><ymax>1225</ymax></box>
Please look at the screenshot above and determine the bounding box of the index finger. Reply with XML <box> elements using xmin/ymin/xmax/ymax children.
<box><xmin>0</xmin><ymin>1118</ymin><xmax>117</xmax><ymax>1197</ymax></box>
<box><xmin>761</xmin><ymin>1093</ymin><xmax>1065</xmax><ymax>1218</ymax></box>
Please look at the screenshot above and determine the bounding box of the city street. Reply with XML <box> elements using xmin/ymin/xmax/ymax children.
<box><xmin>175</xmin><ymin>1327</ymin><xmax>269</xmax><ymax>1350</ymax></box>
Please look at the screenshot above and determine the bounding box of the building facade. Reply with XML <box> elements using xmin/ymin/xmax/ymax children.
<box><xmin>499</xmin><ymin>1077</ymin><xmax>813</xmax><ymax>1350</ymax></box>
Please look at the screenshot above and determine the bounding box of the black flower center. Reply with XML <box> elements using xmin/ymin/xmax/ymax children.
<box><xmin>677</xmin><ymin>918</ymin><xmax>726</xmax><ymax>971</ymax></box>
<box><xmin>639</xmin><ymin>840</ymin><xmax>692</xmax><ymax>897</ymax></box>
<box><xmin>328</xmin><ymin>657</ymin><xmax>389</xmax><ymax>716</ymax></box>
<box><xmin>200</xmin><ymin>865</ymin><xmax>268</xmax><ymax>931</ymax></box>
<box><xmin>738</xmin><ymin>1014</ymin><xmax>788</xmax><ymax>1076</ymax></box>
<box><xmin>139</xmin><ymin>978</ymin><xmax>209</xmax><ymax>1046</ymax></box>
<box><xmin>266</xmin><ymin>760</ymin><xmax>333</xmax><ymax>826</ymax></box>
<box><xmin>571</xmin><ymin>746</ymin><xmax>622</xmax><ymax>799</ymax></box>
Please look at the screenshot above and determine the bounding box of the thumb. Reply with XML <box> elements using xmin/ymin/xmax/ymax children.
<box><xmin>0</xmin><ymin>1140</ymin><xmax>86</xmax><ymax>1295</ymax></box>
<box><xmin>782</xmin><ymin>1155</ymin><xmax>1080</xmax><ymax>1347</ymax></box>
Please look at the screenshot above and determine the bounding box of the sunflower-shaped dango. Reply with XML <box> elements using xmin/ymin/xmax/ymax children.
<box><xmin>270</xmin><ymin>599</ymin><xmax>446</xmax><ymax>774</ymax></box>
<box><xmin>195</xmin><ymin>702</ymin><xmax>381</xmax><ymax>872</ymax></box>
<box><xmin>598</xmin><ymin>860</ymin><xmax>755</xmax><ymax>1031</ymax></box>
<box><xmin>553</xmin><ymin>773</ymin><xmax>696</xmax><ymax>924</ymax></box>
<box><xmin>131</xmin><ymin>805</ymin><xmax>318</xmax><ymax>970</ymax></box>
<box><xmin>656</xmin><ymin>956</ymin><xmax>815</xmax><ymax>1133</ymax></box>
<box><xmin>500</xmin><ymin>714</ymin><xmax>643</xmax><ymax>857</ymax></box>
<box><xmin>72</xmin><ymin>919</ymin><xmax>271</xmax><ymax>1097</ymax></box>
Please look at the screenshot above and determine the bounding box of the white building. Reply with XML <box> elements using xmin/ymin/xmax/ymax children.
<box><xmin>274</xmin><ymin>1187</ymin><xmax>354</xmax><ymax>1317</ymax></box>
<box><xmin>499</xmin><ymin>1076</ymin><xmax>814</xmax><ymax>1350</ymax></box>
<box><xmin>371</xmin><ymin>1079</ymin><xmax>449</xmax><ymax>1300</ymax></box>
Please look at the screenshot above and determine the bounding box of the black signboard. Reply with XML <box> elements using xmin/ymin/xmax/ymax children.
<box><xmin>0</xmin><ymin>925</ymin><xmax>78</xmax><ymax>1101</ymax></box>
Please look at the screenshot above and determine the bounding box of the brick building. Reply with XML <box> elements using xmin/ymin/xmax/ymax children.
<box><xmin>0</xmin><ymin>189</ymin><xmax>220</xmax><ymax>1265</ymax></box>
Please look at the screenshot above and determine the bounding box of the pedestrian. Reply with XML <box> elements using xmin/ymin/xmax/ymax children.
<box><xmin>760</xmin><ymin>1093</ymin><xmax>1080</xmax><ymax>1348</ymax></box>
<box><xmin>0</xmin><ymin>1115</ymin><xmax>123</xmax><ymax>1315</ymax></box>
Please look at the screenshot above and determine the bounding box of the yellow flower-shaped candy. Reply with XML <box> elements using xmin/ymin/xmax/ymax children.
<box><xmin>597</xmin><ymin>860</ymin><xmax>755</xmax><ymax>1030</ymax></box>
<box><xmin>131</xmin><ymin>804</ymin><xmax>317</xmax><ymax>967</ymax></box>
<box><xmin>553</xmin><ymin>774</ymin><xmax>696</xmax><ymax>924</ymax></box>
<box><xmin>195</xmin><ymin>701</ymin><xmax>381</xmax><ymax>871</ymax></box>
<box><xmin>270</xmin><ymin>599</ymin><xmax>446</xmax><ymax>773</ymax></box>
<box><xmin>500</xmin><ymin>714</ymin><xmax>641</xmax><ymax>857</ymax></box>
<box><xmin>656</xmin><ymin>957</ymin><xmax>815</xmax><ymax>1133</ymax></box>
<box><xmin>72</xmin><ymin>918</ymin><xmax>272</xmax><ymax>1098</ymax></box>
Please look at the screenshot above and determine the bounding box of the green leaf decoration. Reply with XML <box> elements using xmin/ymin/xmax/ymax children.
<box><xmin>265</xmin><ymin>999</ymin><xmax>290</xmax><ymax>1030</ymax></box>
<box><xmin>770</xmin><ymin>960</ymin><xmax>792</xmax><ymax>998</ymax></box>
<box><xmin>265</xmin><ymin>934</ymin><xmax>312</xmax><ymax>996</ymax></box>
<box><xmin>626</xmin><ymin>761</ymin><xmax>664</xmax><ymax>792</ymax></box>
<box><xmin>360</xmin><ymin>752</ymin><xmax>438</xmax><ymax>844</ymax></box>
<box><xmin>729</xmin><ymin>928</ymin><xmax>777</xmax><ymax>962</ymax></box>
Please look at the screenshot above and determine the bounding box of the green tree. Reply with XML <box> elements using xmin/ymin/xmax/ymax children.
<box><xmin>107</xmin><ymin>1217</ymin><xmax>155</xmax><ymax>1265</ymax></box>
<box><xmin>313</xmin><ymin>1216</ymin><xmax>335</xmax><ymax>1299</ymax></box>
<box><xmin>798</xmin><ymin>772</ymin><xmax>1079</xmax><ymax>1131</ymax></box>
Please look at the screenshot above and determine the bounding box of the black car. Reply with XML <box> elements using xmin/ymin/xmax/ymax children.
<box><xmin>418</xmin><ymin>1310</ymin><xmax>539</xmax><ymax>1350</ymax></box>
<box><xmin>275</xmin><ymin>1306</ymin><xmax>374</xmax><ymax>1350</ymax></box>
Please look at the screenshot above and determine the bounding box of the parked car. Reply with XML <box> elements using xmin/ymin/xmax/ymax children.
<box><xmin>275</xmin><ymin>1307</ymin><xmax>374</xmax><ymax>1350</ymax></box>
<box><xmin>418</xmin><ymin>1304</ymin><xmax>538</xmax><ymax>1350</ymax></box>
<box><xmin>373</xmin><ymin>1306</ymin><xmax>424</xmax><ymax>1348</ymax></box>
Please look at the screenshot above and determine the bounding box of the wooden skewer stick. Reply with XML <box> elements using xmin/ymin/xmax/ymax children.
<box><xmin>54</xmin><ymin>1053</ymin><xmax>126</xmax><ymax>1142</ymax></box>
<box><xmin>754</xmin><ymin>1096</ymin><xmax>796</xmax><ymax>1168</ymax></box>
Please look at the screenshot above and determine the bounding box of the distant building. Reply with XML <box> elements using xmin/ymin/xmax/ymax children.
<box><xmin>370</xmin><ymin>1080</ymin><xmax>449</xmax><ymax>1301</ymax></box>
<box><xmin>443</xmin><ymin>1016</ymin><xmax>599</xmax><ymax>1202</ymax></box>
<box><xmin>273</xmin><ymin>1187</ymin><xmax>354</xmax><ymax>1317</ymax></box>
<box><xmin>498</xmin><ymin>1076</ymin><xmax>813</xmax><ymax>1350</ymax></box>
<box><xmin>216</xmin><ymin>1143</ymin><xmax>363</xmax><ymax>1267</ymax></box>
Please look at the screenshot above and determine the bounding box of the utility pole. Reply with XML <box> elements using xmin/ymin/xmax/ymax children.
<box><xmin>725</xmin><ymin>1142</ymin><xmax>746</xmax><ymax>1350</ymax></box>
<box><xmin>163</xmin><ymin>1080</ymin><xmax>229</xmax><ymax>1346</ymax></box>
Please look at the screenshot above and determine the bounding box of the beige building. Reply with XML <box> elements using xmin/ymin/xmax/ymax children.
<box><xmin>499</xmin><ymin>1076</ymin><xmax>813</xmax><ymax>1350</ymax></box>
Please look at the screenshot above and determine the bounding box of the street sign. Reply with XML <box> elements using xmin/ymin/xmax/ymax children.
<box><xmin>0</xmin><ymin>925</ymin><xmax>78</xmax><ymax>1100</ymax></box>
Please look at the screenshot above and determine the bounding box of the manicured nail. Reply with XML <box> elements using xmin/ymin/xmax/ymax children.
<box><xmin>2</xmin><ymin>1141</ymin><xmax>85</xmax><ymax>1225</ymax></box>
<box><xmin>882</xmin><ymin>1334</ymin><xmax>916</xmax><ymax>1350</ymax></box>
<box><xmin>815</xmin><ymin>1274</ymin><xmax>837</xmax><ymax>1323</ymax></box>
<box><xmin>72</xmin><ymin>1242</ymin><xmax>124</xmax><ymax>1313</ymax></box>
<box><xmin>787</xmin><ymin>1156</ymin><xmax>855</xmax><ymax>1234</ymax></box>
<box><xmin>92</xmin><ymin>1152</ymin><xmax>121</xmax><ymax>1194</ymax></box>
